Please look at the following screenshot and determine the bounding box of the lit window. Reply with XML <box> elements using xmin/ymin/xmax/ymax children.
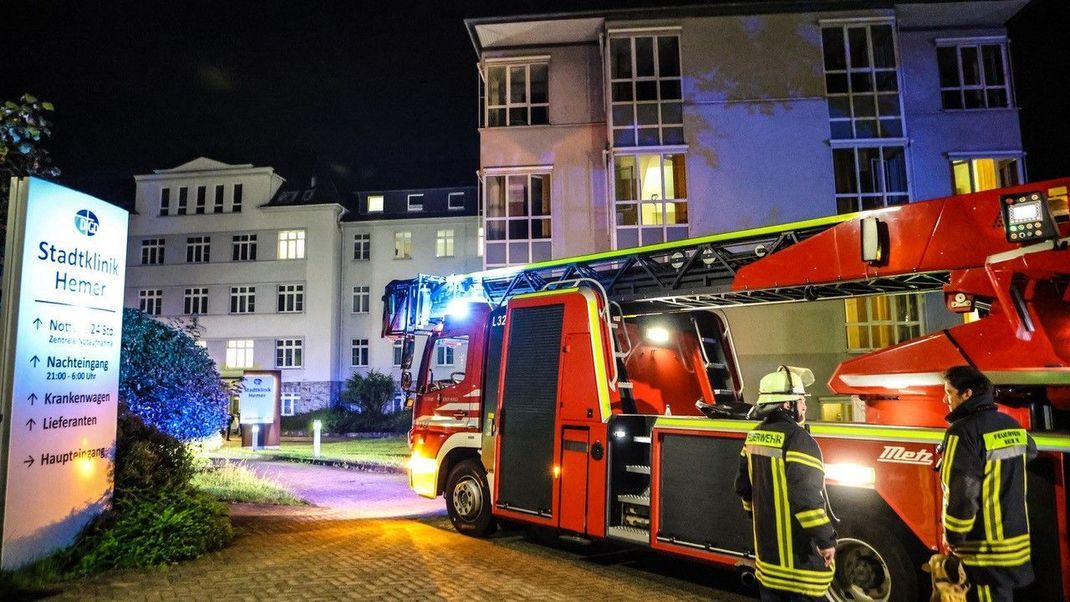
<box><xmin>138</xmin><ymin>289</ymin><xmax>163</xmax><ymax>316</ymax></box>
<box><xmin>226</xmin><ymin>339</ymin><xmax>254</xmax><ymax>369</ymax></box>
<box><xmin>367</xmin><ymin>194</ymin><xmax>384</xmax><ymax>213</ymax></box>
<box><xmin>448</xmin><ymin>192</ymin><xmax>465</xmax><ymax>210</ymax></box>
<box><xmin>484</xmin><ymin>62</ymin><xmax>549</xmax><ymax>127</ymax></box>
<box><xmin>275</xmin><ymin>339</ymin><xmax>303</xmax><ymax>368</ymax></box>
<box><xmin>140</xmin><ymin>238</ymin><xmax>165</xmax><ymax>265</ymax></box>
<box><xmin>232</xmin><ymin>234</ymin><xmax>257</xmax><ymax>261</ymax></box>
<box><xmin>353</xmin><ymin>233</ymin><xmax>370</xmax><ymax>260</ymax></box>
<box><xmin>277</xmin><ymin>284</ymin><xmax>304</xmax><ymax>313</ymax></box>
<box><xmin>183</xmin><ymin>287</ymin><xmax>208</xmax><ymax>315</ymax></box>
<box><xmin>352</xmin><ymin>286</ymin><xmax>370</xmax><ymax>313</ymax></box>
<box><xmin>950</xmin><ymin>157</ymin><xmax>1021</xmax><ymax>194</ymax></box>
<box><xmin>436</xmin><ymin>229</ymin><xmax>455</xmax><ymax>257</ymax></box>
<box><xmin>937</xmin><ymin>40</ymin><xmax>1011</xmax><ymax>110</ymax></box>
<box><xmin>608</xmin><ymin>35</ymin><xmax>682</xmax><ymax>146</ymax></box>
<box><xmin>230</xmin><ymin>286</ymin><xmax>256</xmax><ymax>314</ymax></box>
<box><xmin>844</xmin><ymin>294</ymin><xmax>924</xmax><ymax>352</ymax></box>
<box><xmin>393</xmin><ymin>340</ymin><xmax>404</xmax><ymax>367</ymax></box>
<box><xmin>613</xmin><ymin>154</ymin><xmax>688</xmax><ymax>248</ymax></box>
<box><xmin>281</xmin><ymin>393</ymin><xmax>299</xmax><ymax>416</ymax></box>
<box><xmin>394</xmin><ymin>231</ymin><xmax>412</xmax><ymax>259</ymax></box>
<box><xmin>186</xmin><ymin>236</ymin><xmax>210</xmax><ymax>263</ymax></box>
<box><xmin>484</xmin><ymin>173</ymin><xmax>551</xmax><ymax>267</ymax></box>
<box><xmin>351</xmin><ymin>339</ymin><xmax>369</xmax><ymax>367</ymax></box>
<box><xmin>278</xmin><ymin>230</ymin><xmax>306</xmax><ymax>260</ymax></box>
<box><xmin>407</xmin><ymin>194</ymin><xmax>424</xmax><ymax>212</ymax></box>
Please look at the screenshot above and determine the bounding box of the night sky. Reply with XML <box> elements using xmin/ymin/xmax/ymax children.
<box><xmin>3</xmin><ymin>0</ymin><xmax>1067</xmax><ymax>204</ymax></box>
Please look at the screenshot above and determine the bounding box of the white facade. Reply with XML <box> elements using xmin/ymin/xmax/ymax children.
<box><xmin>125</xmin><ymin>158</ymin><xmax>478</xmax><ymax>414</ymax></box>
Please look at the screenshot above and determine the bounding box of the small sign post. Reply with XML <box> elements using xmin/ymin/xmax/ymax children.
<box><xmin>238</xmin><ymin>371</ymin><xmax>281</xmax><ymax>448</ymax></box>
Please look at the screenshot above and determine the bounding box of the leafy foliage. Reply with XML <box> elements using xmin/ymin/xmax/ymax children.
<box><xmin>340</xmin><ymin>370</ymin><xmax>398</xmax><ymax>418</ymax></box>
<box><xmin>119</xmin><ymin>307</ymin><xmax>229</xmax><ymax>441</ymax></box>
<box><xmin>113</xmin><ymin>408</ymin><xmax>198</xmax><ymax>501</ymax></box>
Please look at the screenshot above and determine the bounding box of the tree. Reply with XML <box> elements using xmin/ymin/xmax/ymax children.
<box><xmin>1</xmin><ymin>93</ymin><xmax>60</xmax><ymax>273</ymax></box>
<box><xmin>340</xmin><ymin>370</ymin><xmax>398</xmax><ymax>418</ymax></box>
<box><xmin>119</xmin><ymin>308</ymin><xmax>229</xmax><ymax>441</ymax></box>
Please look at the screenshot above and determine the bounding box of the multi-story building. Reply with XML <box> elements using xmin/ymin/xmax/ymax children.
<box><xmin>125</xmin><ymin>157</ymin><xmax>478</xmax><ymax>415</ymax></box>
<box><xmin>465</xmin><ymin>0</ymin><xmax>1028</xmax><ymax>417</ymax></box>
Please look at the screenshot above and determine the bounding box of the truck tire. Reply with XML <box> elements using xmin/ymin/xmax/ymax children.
<box><xmin>445</xmin><ymin>459</ymin><xmax>495</xmax><ymax>537</ymax></box>
<box><xmin>827</xmin><ymin>519</ymin><xmax>923</xmax><ymax>602</ymax></box>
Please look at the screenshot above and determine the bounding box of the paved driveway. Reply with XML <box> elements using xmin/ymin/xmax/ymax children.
<box><xmin>37</xmin><ymin>459</ymin><xmax>754</xmax><ymax>601</ymax></box>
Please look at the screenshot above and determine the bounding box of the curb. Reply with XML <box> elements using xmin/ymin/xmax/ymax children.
<box><xmin>213</xmin><ymin>454</ymin><xmax>406</xmax><ymax>475</ymax></box>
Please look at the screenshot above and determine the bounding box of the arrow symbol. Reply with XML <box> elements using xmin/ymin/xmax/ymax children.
<box><xmin>24</xmin><ymin>456</ymin><xmax>34</xmax><ymax>468</ymax></box>
<box><xmin>26</xmin><ymin>418</ymin><xmax>36</xmax><ymax>431</ymax></box>
<box><xmin>33</xmin><ymin>317</ymin><xmax>42</xmax><ymax>330</ymax></box>
<box><xmin>28</xmin><ymin>393</ymin><xmax>37</xmax><ymax>405</ymax></box>
<box><xmin>30</xmin><ymin>356</ymin><xmax>40</xmax><ymax>367</ymax></box>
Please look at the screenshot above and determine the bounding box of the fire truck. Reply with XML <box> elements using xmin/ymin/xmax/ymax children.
<box><xmin>382</xmin><ymin>179</ymin><xmax>1070</xmax><ymax>601</ymax></box>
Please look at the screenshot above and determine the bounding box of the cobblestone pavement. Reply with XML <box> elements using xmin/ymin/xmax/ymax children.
<box><xmin>39</xmin><ymin>460</ymin><xmax>755</xmax><ymax>601</ymax></box>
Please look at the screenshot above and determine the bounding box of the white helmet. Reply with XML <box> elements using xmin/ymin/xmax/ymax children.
<box><xmin>756</xmin><ymin>365</ymin><xmax>815</xmax><ymax>406</ymax></box>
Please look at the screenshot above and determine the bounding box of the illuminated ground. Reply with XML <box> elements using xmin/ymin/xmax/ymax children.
<box><xmin>48</xmin><ymin>460</ymin><xmax>754</xmax><ymax>601</ymax></box>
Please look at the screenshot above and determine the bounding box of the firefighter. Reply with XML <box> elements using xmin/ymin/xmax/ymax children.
<box><xmin>939</xmin><ymin>366</ymin><xmax>1037</xmax><ymax>602</ymax></box>
<box><xmin>735</xmin><ymin>365</ymin><xmax>836</xmax><ymax>601</ymax></box>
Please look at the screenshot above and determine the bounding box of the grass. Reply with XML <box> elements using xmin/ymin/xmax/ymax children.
<box><xmin>192</xmin><ymin>462</ymin><xmax>304</xmax><ymax>505</ymax></box>
<box><xmin>214</xmin><ymin>436</ymin><xmax>410</xmax><ymax>470</ymax></box>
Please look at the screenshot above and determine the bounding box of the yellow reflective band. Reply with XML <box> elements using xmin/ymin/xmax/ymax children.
<box><xmin>955</xmin><ymin>534</ymin><xmax>1030</xmax><ymax>553</ymax></box>
<box><xmin>799</xmin><ymin>515</ymin><xmax>831</xmax><ymax>528</ymax></box>
<box><xmin>810</xmin><ymin>422</ymin><xmax>945</xmax><ymax>444</ymax></box>
<box><xmin>741</xmin><ymin>499</ymin><xmax>752</xmax><ymax>511</ymax></box>
<box><xmin>770</xmin><ymin>457</ymin><xmax>789</xmax><ymax>566</ymax></box>
<box><xmin>984</xmin><ymin>428</ymin><xmax>1028</xmax><ymax>450</ymax></box>
<box><xmin>992</xmin><ymin>459</ymin><xmax>1004</xmax><ymax>541</ymax></box>
<box><xmin>755</xmin><ymin>559</ymin><xmax>834</xmax><ymax>584</ymax></box>
<box><xmin>1034</xmin><ymin>433</ymin><xmax>1070</xmax><ymax>453</ymax></box>
<box><xmin>746</xmin><ymin>430</ymin><xmax>786</xmax><ymax>448</ymax></box>
<box><xmin>978</xmin><ymin>585</ymin><xmax>991</xmax><ymax>602</ymax></box>
<box><xmin>959</xmin><ymin>548</ymin><xmax>1031</xmax><ymax>567</ymax></box>
<box><xmin>580</xmin><ymin>289</ymin><xmax>612</xmax><ymax>422</ymax></box>
<box><xmin>785</xmin><ymin>450</ymin><xmax>824</xmax><ymax>472</ymax></box>
<box><xmin>943</xmin><ymin>513</ymin><xmax>976</xmax><ymax>533</ymax></box>
<box><xmin>795</xmin><ymin>508</ymin><xmax>828</xmax><ymax>522</ymax></box>
<box><xmin>510</xmin><ymin>287</ymin><xmax>579</xmax><ymax>300</ymax></box>
<box><xmin>755</xmin><ymin>571</ymin><xmax>832</xmax><ymax>596</ymax></box>
<box><xmin>654</xmin><ymin>416</ymin><xmax>758</xmax><ymax>433</ymax></box>
<box><xmin>941</xmin><ymin>435</ymin><xmax>960</xmax><ymax>486</ymax></box>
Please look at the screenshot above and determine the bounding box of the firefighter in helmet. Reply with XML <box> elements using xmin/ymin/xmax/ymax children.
<box><xmin>735</xmin><ymin>365</ymin><xmax>836</xmax><ymax>601</ymax></box>
<box><xmin>939</xmin><ymin>366</ymin><xmax>1036</xmax><ymax>601</ymax></box>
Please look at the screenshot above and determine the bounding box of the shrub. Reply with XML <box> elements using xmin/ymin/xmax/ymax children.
<box><xmin>113</xmin><ymin>408</ymin><xmax>196</xmax><ymax>501</ymax></box>
<box><xmin>340</xmin><ymin>370</ymin><xmax>397</xmax><ymax>418</ymax></box>
<box><xmin>119</xmin><ymin>308</ymin><xmax>229</xmax><ymax>441</ymax></box>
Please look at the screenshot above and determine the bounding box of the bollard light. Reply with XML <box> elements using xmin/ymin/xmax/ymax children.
<box><xmin>251</xmin><ymin>424</ymin><xmax>260</xmax><ymax>450</ymax></box>
<box><xmin>313</xmin><ymin>419</ymin><xmax>322</xmax><ymax>459</ymax></box>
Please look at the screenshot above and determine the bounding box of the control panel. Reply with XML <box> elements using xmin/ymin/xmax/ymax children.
<box><xmin>1001</xmin><ymin>190</ymin><xmax>1059</xmax><ymax>243</ymax></box>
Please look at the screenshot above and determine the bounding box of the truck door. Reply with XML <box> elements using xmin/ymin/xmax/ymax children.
<box><xmin>559</xmin><ymin>427</ymin><xmax>590</xmax><ymax>533</ymax></box>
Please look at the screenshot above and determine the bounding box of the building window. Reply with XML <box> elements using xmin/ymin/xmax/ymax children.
<box><xmin>214</xmin><ymin>184</ymin><xmax>225</xmax><ymax>213</ymax></box>
<box><xmin>432</xmin><ymin>336</ymin><xmax>468</xmax><ymax>373</ymax></box>
<box><xmin>352</xmin><ymin>286</ymin><xmax>370</xmax><ymax>313</ymax></box>
<box><xmin>609</xmin><ymin>35</ymin><xmax>683</xmax><ymax>146</ymax></box>
<box><xmin>140</xmin><ymin>238</ymin><xmax>165</xmax><ymax>265</ymax></box>
<box><xmin>195</xmin><ymin>186</ymin><xmax>206</xmax><ymax>214</ymax></box>
<box><xmin>232</xmin><ymin>234</ymin><xmax>257</xmax><ymax>261</ymax></box>
<box><xmin>937</xmin><ymin>40</ymin><xmax>1011</xmax><ymax>110</ymax></box>
<box><xmin>392</xmin><ymin>340</ymin><xmax>404</xmax><ymax>367</ymax></box>
<box><xmin>951</xmin><ymin>156</ymin><xmax>1022</xmax><ymax>194</ymax></box>
<box><xmin>821</xmin><ymin>23</ymin><xmax>904</xmax><ymax>140</ymax></box>
<box><xmin>184</xmin><ymin>287</ymin><xmax>208</xmax><ymax>315</ymax></box>
<box><xmin>484</xmin><ymin>173</ymin><xmax>551</xmax><ymax>266</ymax></box>
<box><xmin>436</xmin><ymin>229</ymin><xmax>455</xmax><ymax>257</ymax></box>
<box><xmin>437</xmin><ymin>346</ymin><xmax>454</xmax><ymax>366</ymax></box>
<box><xmin>407</xmin><ymin>194</ymin><xmax>424</xmax><ymax>212</ymax></box>
<box><xmin>367</xmin><ymin>194</ymin><xmax>384</xmax><ymax>213</ymax></box>
<box><xmin>230</xmin><ymin>286</ymin><xmax>255</xmax><ymax>314</ymax></box>
<box><xmin>278</xmin><ymin>230</ymin><xmax>306</xmax><ymax>260</ymax></box>
<box><xmin>485</xmin><ymin>62</ymin><xmax>549</xmax><ymax>127</ymax></box>
<box><xmin>833</xmin><ymin>145</ymin><xmax>909</xmax><ymax>213</ymax></box>
<box><xmin>177</xmin><ymin>187</ymin><xmax>189</xmax><ymax>215</ymax></box>
<box><xmin>613</xmin><ymin>153</ymin><xmax>688</xmax><ymax>248</ymax></box>
<box><xmin>159</xmin><ymin>188</ymin><xmax>170</xmax><ymax>216</ymax></box>
<box><xmin>353</xmin><ymin>233</ymin><xmax>370</xmax><ymax>260</ymax></box>
<box><xmin>448</xmin><ymin>192</ymin><xmax>465</xmax><ymax>210</ymax></box>
<box><xmin>232</xmin><ymin>183</ymin><xmax>243</xmax><ymax>212</ymax></box>
<box><xmin>394</xmin><ymin>231</ymin><xmax>412</xmax><ymax>259</ymax></box>
<box><xmin>281</xmin><ymin>393</ymin><xmax>298</xmax><ymax>416</ymax></box>
<box><xmin>138</xmin><ymin>289</ymin><xmax>163</xmax><ymax>316</ymax></box>
<box><xmin>277</xmin><ymin>284</ymin><xmax>304</xmax><ymax>313</ymax></box>
<box><xmin>186</xmin><ymin>236</ymin><xmax>210</xmax><ymax>263</ymax></box>
<box><xmin>275</xmin><ymin>339</ymin><xmax>303</xmax><ymax>368</ymax></box>
<box><xmin>351</xmin><ymin>338</ymin><xmax>369</xmax><ymax>367</ymax></box>
<box><xmin>845</xmin><ymin>294</ymin><xmax>924</xmax><ymax>352</ymax></box>
<box><xmin>225</xmin><ymin>339</ymin><xmax>254</xmax><ymax>369</ymax></box>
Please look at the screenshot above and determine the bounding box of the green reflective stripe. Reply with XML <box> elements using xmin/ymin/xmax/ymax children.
<box><xmin>755</xmin><ymin>559</ymin><xmax>834</xmax><ymax>584</ymax></box>
<box><xmin>1033</xmin><ymin>433</ymin><xmax>1070</xmax><ymax>453</ymax></box>
<box><xmin>977</xmin><ymin>585</ymin><xmax>992</xmax><ymax>602</ymax></box>
<box><xmin>654</xmin><ymin>416</ymin><xmax>758</xmax><ymax>432</ymax></box>
<box><xmin>510</xmin><ymin>287</ymin><xmax>578</xmax><ymax>300</ymax></box>
<box><xmin>795</xmin><ymin>508</ymin><xmax>827</xmax><ymax>521</ymax></box>
<box><xmin>941</xmin><ymin>435</ymin><xmax>960</xmax><ymax>486</ymax></box>
<box><xmin>741</xmin><ymin>499</ymin><xmax>752</xmax><ymax>511</ymax></box>
<box><xmin>785</xmin><ymin>450</ymin><xmax>824</xmax><ymax>472</ymax></box>
<box><xmin>959</xmin><ymin>548</ymin><xmax>1031</xmax><ymax>567</ymax></box>
<box><xmin>943</xmin><ymin>513</ymin><xmax>976</xmax><ymax>533</ymax></box>
<box><xmin>755</xmin><ymin>569</ymin><xmax>833</xmax><ymax>596</ymax></box>
<box><xmin>984</xmin><ymin>428</ymin><xmax>1028</xmax><ymax>450</ymax></box>
<box><xmin>955</xmin><ymin>534</ymin><xmax>1029</xmax><ymax>553</ymax></box>
<box><xmin>799</xmin><ymin>515</ymin><xmax>831</xmax><ymax>528</ymax></box>
<box><xmin>771</xmin><ymin>457</ymin><xmax>792</xmax><ymax>567</ymax></box>
<box><xmin>746</xmin><ymin>430</ymin><xmax>786</xmax><ymax>448</ymax></box>
<box><xmin>810</xmin><ymin>423</ymin><xmax>945</xmax><ymax>444</ymax></box>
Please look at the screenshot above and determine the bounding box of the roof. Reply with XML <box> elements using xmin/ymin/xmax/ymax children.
<box><xmin>343</xmin><ymin>186</ymin><xmax>478</xmax><ymax>222</ymax></box>
<box><xmin>263</xmin><ymin>173</ymin><xmax>346</xmax><ymax>208</ymax></box>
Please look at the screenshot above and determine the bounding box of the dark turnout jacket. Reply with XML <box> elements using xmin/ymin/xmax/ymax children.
<box><xmin>735</xmin><ymin>410</ymin><xmax>837</xmax><ymax>597</ymax></box>
<box><xmin>939</xmin><ymin>391</ymin><xmax>1037</xmax><ymax>588</ymax></box>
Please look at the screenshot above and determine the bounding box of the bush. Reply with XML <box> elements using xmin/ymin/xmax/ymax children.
<box><xmin>340</xmin><ymin>370</ymin><xmax>397</xmax><ymax>418</ymax></box>
<box><xmin>113</xmin><ymin>408</ymin><xmax>197</xmax><ymax>501</ymax></box>
<box><xmin>119</xmin><ymin>308</ymin><xmax>229</xmax><ymax>441</ymax></box>
<box><xmin>68</xmin><ymin>490</ymin><xmax>231</xmax><ymax>573</ymax></box>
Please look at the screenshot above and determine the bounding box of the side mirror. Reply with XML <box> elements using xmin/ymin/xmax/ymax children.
<box><xmin>400</xmin><ymin>370</ymin><xmax>413</xmax><ymax>391</ymax></box>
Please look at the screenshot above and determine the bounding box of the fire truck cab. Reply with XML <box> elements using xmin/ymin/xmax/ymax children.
<box><xmin>385</xmin><ymin>179</ymin><xmax>1070</xmax><ymax>601</ymax></box>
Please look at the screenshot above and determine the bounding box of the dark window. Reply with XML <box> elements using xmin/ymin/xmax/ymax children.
<box><xmin>177</xmin><ymin>187</ymin><xmax>188</xmax><ymax>215</ymax></box>
<box><xmin>233</xmin><ymin>183</ymin><xmax>243</xmax><ymax>212</ymax></box>
<box><xmin>159</xmin><ymin>188</ymin><xmax>170</xmax><ymax>216</ymax></box>
<box><xmin>214</xmin><ymin>185</ymin><xmax>224</xmax><ymax>213</ymax></box>
<box><xmin>195</xmin><ymin>186</ymin><xmax>206</xmax><ymax>214</ymax></box>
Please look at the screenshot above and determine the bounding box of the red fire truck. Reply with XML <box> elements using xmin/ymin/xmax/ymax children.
<box><xmin>382</xmin><ymin>179</ymin><xmax>1070</xmax><ymax>601</ymax></box>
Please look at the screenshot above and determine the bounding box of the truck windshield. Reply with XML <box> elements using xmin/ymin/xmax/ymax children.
<box><xmin>422</xmin><ymin>335</ymin><xmax>469</xmax><ymax>392</ymax></box>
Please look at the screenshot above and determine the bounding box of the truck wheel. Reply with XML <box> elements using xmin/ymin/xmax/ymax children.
<box><xmin>828</xmin><ymin>523</ymin><xmax>921</xmax><ymax>602</ymax></box>
<box><xmin>445</xmin><ymin>459</ymin><xmax>495</xmax><ymax>537</ymax></box>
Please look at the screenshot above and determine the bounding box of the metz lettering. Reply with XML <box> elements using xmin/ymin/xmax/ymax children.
<box><xmin>878</xmin><ymin>445</ymin><xmax>934</xmax><ymax>465</ymax></box>
<box><xmin>43</xmin><ymin>415</ymin><xmax>99</xmax><ymax>430</ymax></box>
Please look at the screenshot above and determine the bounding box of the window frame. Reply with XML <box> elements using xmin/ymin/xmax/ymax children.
<box><xmin>483</xmin><ymin>171</ymin><xmax>552</xmax><ymax>267</ymax></box>
<box><xmin>351</xmin><ymin>338</ymin><xmax>369</xmax><ymax>367</ymax></box>
<box><xmin>229</xmin><ymin>286</ymin><xmax>256</xmax><ymax>314</ymax></box>
<box><xmin>281</xmin><ymin>393</ymin><xmax>299</xmax><ymax>417</ymax></box>
<box><xmin>232</xmin><ymin>183</ymin><xmax>243</xmax><ymax>213</ymax></box>
<box><xmin>483</xmin><ymin>60</ymin><xmax>550</xmax><ymax>128</ymax></box>
<box><xmin>274</xmin><ymin>338</ymin><xmax>303</xmax><ymax>369</ymax></box>
<box><xmin>352</xmin><ymin>233</ymin><xmax>371</xmax><ymax>260</ymax></box>
<box><xmin>140</xmin><ymin>238</ymin><xmax>165</xmax><ymax>265</ymax></box>
<box><xmin>392</xmin><ymin>340</ymin><xmax>404</xmax><ymax>367</ymax></box>
<box><xmin>367</xmin><ymin>194</ymin><xmax>384</xmax><ymax>213</ymax></box>
<box><xmin>225</xmin><ymin>339</ymin><xmax>254</xmax><ymax>369</ymax></box>
<box><xmin>844</xmin><ymin>293</ymin><xmax>925</xmax><ymax>353</ymax></box>
<box><xmin>820</xmin><ymin>21</ymin><xmax>905</xmax><ymax>141</ymax></box>
<box><xmin>177</xmin><ymin>187</ymin><xmax>189</xmax><ymax>215</ymax></box>
<box><xmin>352</xmin><ymin>285</ymin><xmax>370</xmax><ymax>314</ymax></box>
<box><xmin>277</xmin><ymin>229</ymin><xmax>306</xmax><ymax>260</ymax></box>
<box><xmin>276</xmin><ymin>284</ymin><xmax>305</xmax><ymax>313</ymax></box>
<box><xmin>447</xmin><ymin>192</ymin><xmax>465</xmax><ymax>210</ymax></box>
<box><xmin>407</xmin><ymin>194</ymin><xmax>424</xmax><ymax>212</ymax></box>
<box><xmin>394</xmin><ymin>231</ymin><xmax>412</xmax><ymax>260</ymax></box>
<box><xmin>185</xmin><ymin>236</ymin><xmax>210</xmax><ymax>263</ymax></box>
<box><xmin>183</xmin><ymin>287</ymin><xmax>208</xmax><ymax>315</ymax></box>
<box><xmin>435</xmin><ymin>229</ymin><xmax>455</xmax><ymax>257</ymax></box>
<box><xmin>159</xmin><ymin>187</ymin><xmax>170</xmax><ymax>216</ymax></box>
<box><xmin>232</xmin><ymin>234</ymin><xmax>258</xmax><ymax>261</ymax></box>
<box><xmin>138</xmin><ymin>289</ymin><xmax>163</xmax><ymax>316</ymax></box>
<box><xmin>607</xmin><ymin>33</ymin><xmax>684</xmax><ymax>148</ymax></box>
<box><xmin>936</xmin><ymin>37</ymin><xmax>1013</xmax><ymax>111</ymax></box>
<box><xmin>213</xmin><ymin>184</ymin><xmax>225</xmax><ymax>213</ymax></box>
<box><xmin>949</xmin><ymin>153</ymin><xmax>1023</xmax><ymax>195</ymax></box>
<box><xmin>831</xmin><ymin>142</ymin><xmax>911</xmax><ymax>214</ymax></box>
<box><xmin>611</xmin><ymin>152</ymin><xmax>689</xmax><ymax>249</ymax></box>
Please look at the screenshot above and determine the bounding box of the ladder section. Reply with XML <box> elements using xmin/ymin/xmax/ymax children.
<box><xmin>605</xmin><ymin>414</ymin><xmax>658</xmax><ymax>546</ymax></box>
